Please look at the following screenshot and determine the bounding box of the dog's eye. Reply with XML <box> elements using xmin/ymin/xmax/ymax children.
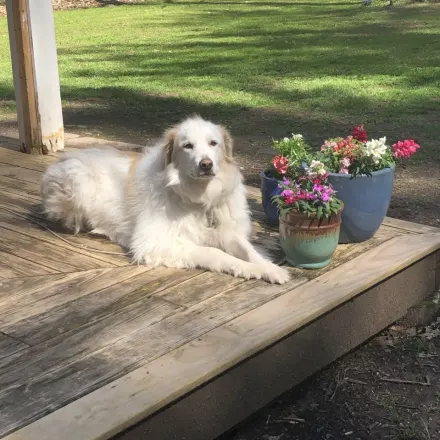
<box><xmin>183</xmin><ymin>143</ymin><xmax>194</xmax><ymax>150</ymax></box>
<box><xmin>210</xmin><ymin>140</ymin><xmax>218</xmax><ymax>147</ymax></box>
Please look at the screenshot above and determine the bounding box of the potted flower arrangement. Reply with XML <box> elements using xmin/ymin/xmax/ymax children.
<box><xmin>272</xmin><ymin>160</ymin><xmax>344</xmax><ymax>269</ymax></box>
<box><xmin>260</xmin><ymin>134</ymin><xmax>311</xmax><ymax>224</ymax></box>
<box><xmin>318</xmin><ymin>125</ymin><xmax>420</xmax><ymax>243</ymax></box>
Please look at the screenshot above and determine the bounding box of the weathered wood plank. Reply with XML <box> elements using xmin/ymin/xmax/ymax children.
<box><xmin>0</xmin><ymin>209</ymin><xmax>129</xmax><ymax>267</ymax></box>
<box><xmin>0</xmin><ymin>187</ymin><xmax>42</xmax><ymax>215</ymax></box>
<box><xmin>156</xmin><ymin>271</ymin><xmax>244</xmax><ymax>307</ymax></box>
<box><xmin>0</xmin><ymin>147</ymin><xmax>56</xmax><ymax>171</ymax></box>
<box><xmin>383</xmin><ymin>217</ymin><xmax>440</xmax><ymax>234</ymax></box>
<box><xmin>6</xmin><ymin>235</ymin><xmax>439</xmax><ymax>440</ymax></box>
<box><xmin>3</xmin><ymin>267</ymin><xmax>201</xmax><ymax>345</ymax></box>
<box><xmin>116</xmin><ymin>254</ymin><xmax>439</xmax><ymax>440</ymax></box>
<box><xmin>0</xmin><ymin>175</ymin><xmax>41</xmax><ymax>200</ymax></box>
<box><xmin>0</xmin><ymin>251</ymin><xmax>59</xmax><ymax>278</ymax></box>
<box><xmin>0</xmin><ymin>163</ymin><xmax>42</xmax><ymax>185</ymax></box>
<box><xmin>0</xmin><ymin>226</ymin><xmax>114</xmax><ymax>272</ymax></box>
<box><xmin>0</xmin><ymin>333</ymin><xmax>29</xmax><ymax>361</ymax></box>
<box><xmin>0</xmin><ymin>266</ymin><xmax>150</xmax><ymax>329</ymax></box>
<box><xmin>0</xmin><ymin>276</ymin><xmax>306</xmax><ymax>437</ymax></box>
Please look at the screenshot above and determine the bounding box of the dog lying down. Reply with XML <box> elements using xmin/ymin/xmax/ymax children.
<box><xmin>41</xmin><ymin>116</ymin><xmax>290</xmax><ymax>284</ymax></box>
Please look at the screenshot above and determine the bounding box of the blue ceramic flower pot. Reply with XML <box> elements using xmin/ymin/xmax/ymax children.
<box><xmin>260</xmin><ymin>171</ymin><xmax>282</xmax><ymax>225</ymax></box>
<box><xmin>327</xmin><ymin>166</ymin><xmax>395</xmax><ymax>244</ymax></box>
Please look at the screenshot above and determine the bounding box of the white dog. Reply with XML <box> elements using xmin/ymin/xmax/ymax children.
<box><xmin>41</xmin><ymin>116</ymin><xmax>289</xmax><ymax>284</ymax></box>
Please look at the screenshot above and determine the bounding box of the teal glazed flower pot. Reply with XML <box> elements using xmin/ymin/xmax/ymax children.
<box><xmin>260</xmin><ymin>171</ymin><xmax>282</xmax><ymax>225</ymax></box>
<box><xmin>327</xmin><ymin>166</ymin><xmax>394</xmax><ymax>244</ymax></box>
<box><xmin>279</xmin><ymin>207</ymin><xmax>343</xmax><ymax>269</ymax></box>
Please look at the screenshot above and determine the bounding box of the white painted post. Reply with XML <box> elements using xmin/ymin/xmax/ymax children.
<box><xmin>6</xmin><ymin>0</ymin><xmax>64</xmax><ymax>154</ymax></box>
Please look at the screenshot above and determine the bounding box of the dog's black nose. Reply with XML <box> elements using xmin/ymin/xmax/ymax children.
<box><xmin>199</xmin><ymin>159</ymin><xmax>213</xmax><ymax>171</ymax></box>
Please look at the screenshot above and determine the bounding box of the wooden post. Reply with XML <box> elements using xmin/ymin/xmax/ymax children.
<box><xmin>6</xmin><ymin>0</ymin><xmax>64</xmax><ymax>154</ymax></box>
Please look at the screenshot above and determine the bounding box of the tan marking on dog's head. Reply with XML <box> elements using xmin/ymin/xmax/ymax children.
<box><xmin>163</xmin><ymin>127</ymin><xmax>178</xmax><ymax>166</ymax></box>
<box><xmin>219</xmin><ymin>126</ymin><xmax>234</xmax><ymax>163</ymax></box>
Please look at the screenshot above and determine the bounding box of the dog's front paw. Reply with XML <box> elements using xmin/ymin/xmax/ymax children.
<box><xmin>260</xmin><ymin>263</ymin><xmax>290</xmax><ymax>284</ymax></box>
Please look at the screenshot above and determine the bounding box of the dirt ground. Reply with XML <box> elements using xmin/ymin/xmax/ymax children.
<box><xmin>1</xmin><ymin>2</ymin><xmax>440</xmax><ymax>439</ymax></box>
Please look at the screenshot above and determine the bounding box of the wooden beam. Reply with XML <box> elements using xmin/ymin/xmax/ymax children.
<box><xmin>6</xmin><ymin>0</ymin><xmax>64</xmax><ymax>154</ymax></box>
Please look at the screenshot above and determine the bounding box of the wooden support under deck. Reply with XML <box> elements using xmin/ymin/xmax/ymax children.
<box><xmin>0</xmin><ymin>144</ymin><xmax>439</xmax><ymax>440</ymax></box>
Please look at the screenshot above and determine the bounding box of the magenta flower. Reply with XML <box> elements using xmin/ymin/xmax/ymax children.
<box><xmin>313</xmin><ymin>183</ymin><xmax>324</xmax><ymax>192</ymax></box>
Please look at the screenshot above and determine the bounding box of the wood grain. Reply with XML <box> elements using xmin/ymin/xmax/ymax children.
<box><xmin>3</xmin><ymin>267</ymin><xmax>201</xmax><ymax>345</ymax></box>
<box><xmin>0</xmin><ymin>276</ymin><xmax>306</xmax><ymax>437</ymax></box>
<box><xmin>0</xmin><ymin>226</ymin><xmax>114</xmax><ymax>272</ymax></box>
<box><xmin>0</xmin><ymin>176</ymin><xmax>41</xmax><ymax>200</ymax></box>
<box><xmin>0</xmin><ymin>333</ymin><xmax>29</xmax><ymax>361</ymax></box>
<box><xmin>6</xmin><ymin>234</ymin><xmax>438</xmax><ymax>440</ymax></box>
<box><xmin>0</xmin><ymin>266</ymin><xmax>150</xmax><ymax>331</ymax></box>
<box><xmin>116</xmin><ymin>255</ymin><xmax>438</xmax><ymax>440</ymax></box>
<box><xmin>0</xmin><ymin>209</ymin><xmax>129</xmax><ymax>267</ymax></box>
<box><xmin>156</xmin><ymin>271</ymin><xmax>244</xmax><ymax>307</ymax></box>
<box><xmin>383</xmin><ymin>217</ymin><xmax>440</xmax><ymax>234</ymax></box>
<box><xmin>0</xmin><ymin>147</ymin><xmax>55</xmax><ymax>171</ymax></box>
<box><xmin>0</xmin><ymin>251</ymin><xmax>60</xmax><ymax>279</ymax></box>
<box><xmin>0</xmin><ymin>163</ymin><xmax>42</xmax><ymax>184</ymax></box>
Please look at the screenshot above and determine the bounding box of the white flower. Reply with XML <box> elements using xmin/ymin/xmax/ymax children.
<box><xmin>307</xmin><ymin>160</ymin><xmax>327</xmax><ymax>177</ymax></box>
<box><xmin>363</xmin><ymin>137</ymin><xmax>388</xmax><ymax>160</ymax></box>
<box><xmin>283</xmin><ymin>137</ymin><xmax>289</xmax><ymax>142</ymax></box>
<box><xmin>292</xmin><ymin>134</ymin><xmax>303</xmax><ymax>140</ymax></box>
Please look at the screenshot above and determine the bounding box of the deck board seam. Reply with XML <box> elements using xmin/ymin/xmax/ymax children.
<box><xmin>0</xmin><ymin>220</ymin><xmax>123</xmax><ymax>268</ymax></box>
<box><xmin>0</xmin><ymin>241</ymin><xmax>64</xmax><ymax>275</ymax></box>
<box><xmin>0</xmin><ymin>331</ymin><xmax>31</xmax><ymax>349</ymax></box>
<box><xmin>0</xmin><ymin>234</ymin><xmax>105</xmax><ymax>273</ymax></box>
<box><xmin>0</xmin><ymin>268</ymin><xmax>154</xmax><ymax>337</ymax></box>
<box><xmin>0</xmin><ymin>161</ymin><xmax>45</xmax><ymax>173</ymax></box>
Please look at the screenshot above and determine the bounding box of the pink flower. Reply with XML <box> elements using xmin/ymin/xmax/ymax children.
<box><xmin>340</xmin><ymin>157</ymin><xmax>351</xmax><ymax>168</ymax></box>
<box><xmin>338</xmin><ymin>167</ymin><xmax>349</xmax><ymax>174</ymax></box>
<box><xmin>392</xmin><ymin>140</ymin><xmax>420</xmax><ymax>159</ymax></box>
<box><xmin>272</xmin><ymin>155</ymin><xmax>289</xmax><ymax>174</ymax></box>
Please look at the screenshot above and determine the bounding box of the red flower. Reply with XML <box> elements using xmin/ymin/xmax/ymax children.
<box><xmin>392</xmin><ymin>139</ymin><xmax>420</xmax><ymax>159</ymax></box>
<box><xmin>272</xmin><ymin>155</ymin><xmax>289</xmax><ymax>174</ymax></box>
<box><xmin>352</xmin><ymin>124</ymin><xmax>368</xmax><ymax>143</ymax></box>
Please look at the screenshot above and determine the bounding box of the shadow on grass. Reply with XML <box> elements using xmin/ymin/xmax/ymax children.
<box><xmin>1</xmin><ymin>2</ymin><xmax>439</xmax><ymax>159</ymax></box>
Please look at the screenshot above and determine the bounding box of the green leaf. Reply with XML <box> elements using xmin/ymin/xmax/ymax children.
<box><xmin>317</xmin><ymin>206</ymin><xmax>323</xmax><ymax>219</ymax></box>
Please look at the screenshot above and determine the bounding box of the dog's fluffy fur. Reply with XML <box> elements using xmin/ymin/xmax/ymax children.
<box><xmin>41</xmin><ymin>116</ymin><xmax>289</xmax><ymax>284</ymax></box>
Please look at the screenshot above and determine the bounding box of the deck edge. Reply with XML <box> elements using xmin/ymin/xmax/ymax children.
<box><xmin>4</xmin><ymin>232</ymin><xmax>440</xmax><ymax>440</ymax></box>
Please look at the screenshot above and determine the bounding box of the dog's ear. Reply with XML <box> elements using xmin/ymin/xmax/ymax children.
<box><xmin>162</xmin><ymin>127</ymin><xmax>178</xmax><ymax>166</ymax></box>
<box><xmin>220</xmin><ymin>126</ymin><xmax>233</xmax><ymax>162</ymax></box>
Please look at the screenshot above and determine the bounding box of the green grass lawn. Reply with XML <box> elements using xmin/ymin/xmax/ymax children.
<box><xmin>0</xmin><ymin>0</ymin><xmax>439</xmax><ymax>160</ymax></box>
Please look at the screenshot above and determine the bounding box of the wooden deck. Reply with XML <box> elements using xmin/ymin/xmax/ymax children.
<box><xmin>0</xmin><ymin>143</ymin><xmax>439</xmax><ymax>440</ymax></box>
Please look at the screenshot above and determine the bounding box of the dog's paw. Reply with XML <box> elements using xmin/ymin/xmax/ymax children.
<box><xmin>259</xmin><ymin>263</ymin><xmax>290</xmax><ymax>284</ymax></box>
<box><xmin>227</xmin><ymin>262</ymin><xmax>290</xmax><ymax>284</ymax></box>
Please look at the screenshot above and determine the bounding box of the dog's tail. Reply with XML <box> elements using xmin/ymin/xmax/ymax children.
<box><xmin>41</xmin><ymin>156</ymin><xmax>96</xmax><ymax>234</ymax></box>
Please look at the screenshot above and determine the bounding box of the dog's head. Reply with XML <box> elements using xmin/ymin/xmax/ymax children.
<box><xmin>162</xmin><ymin>115</ymin><xmax>233</xmax><ymax>180</ymax></box>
